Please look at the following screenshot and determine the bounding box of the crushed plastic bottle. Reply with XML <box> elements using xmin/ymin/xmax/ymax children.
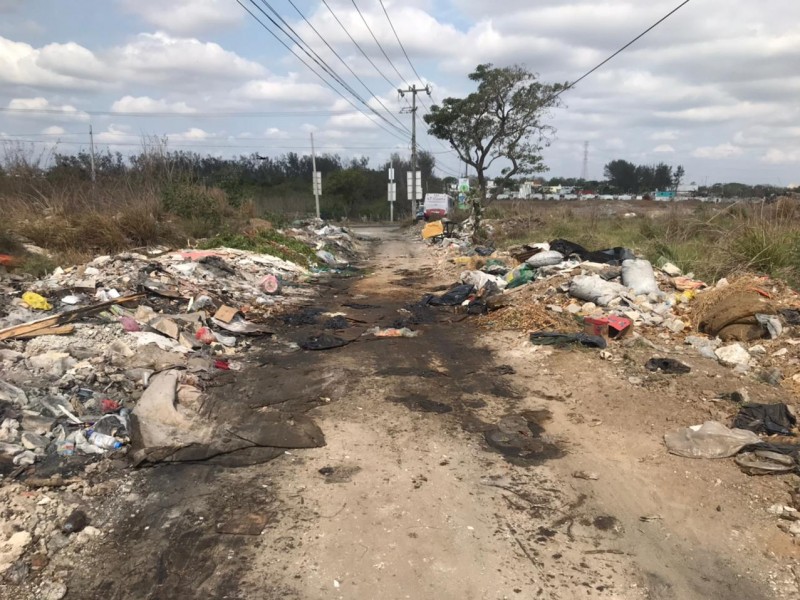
<box><xmin>87</xmin><ymin>430</ymin><xmax>123</xmax><ymax>450</ymax></box>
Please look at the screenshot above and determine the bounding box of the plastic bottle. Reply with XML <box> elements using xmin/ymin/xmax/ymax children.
<box><xmin>88</xmin><ymin>430</ymin><xmax>123</xmax><ymax>450</ymax></box>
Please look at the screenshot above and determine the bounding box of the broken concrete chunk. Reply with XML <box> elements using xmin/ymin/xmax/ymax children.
<box><xmin>149</xmin><ymin>316</ymin><xmax>180</xmax><ymax>340</ymax></box>
<box><xmin>661</xmin><ymin>262</ymin><xmax>682</xmax><ymax>276</ymax></box>
<box><xmin>21</xmin><ymin>432</ymin><xmax>50</xmax><ymax>451</ymax></box>
<box><xmin>0</xmin><ymin>531</ymin><xmax>32</xmax><ymax>575</ymax></box>
<box><xmin>27</xmin><ymin>352</ymin><xmax>77</xmax><ymax>377</ymax></box>
<box><xmin>134</xmin><ymin>305</ymin><xmax>157</xmax><ymax>323</ymax></box>
<box><xmin>715</xmin><ymin>343</ymin><xmax>751</xmax><ymax>368</ymax></box>
<box><xmin>0</xmin><ymin>380</ymin><xmax>28</xmax><ymax>406</ymax></box>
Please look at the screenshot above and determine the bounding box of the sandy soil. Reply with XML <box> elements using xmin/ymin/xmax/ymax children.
<box><xmin>10</xmin><ymin>226</ymin><xmax>798</xmax><ymax>600</ymax></box>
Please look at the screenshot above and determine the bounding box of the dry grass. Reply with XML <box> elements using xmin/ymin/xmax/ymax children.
<box><xmin>488</xmin><ymin>199</ymin><xmax>800</xmax><ymax>288</ymax></box>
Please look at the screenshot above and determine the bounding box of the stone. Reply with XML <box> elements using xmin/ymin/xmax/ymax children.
<box><xmin>38</xmin><ymin>580</ymin><xmax>67</xmax><ymax>600</ymax></box>
<box><xmin>21</xmin><ymin>414</ymin><xmax>56</xmax><ymax>434</ymax></box>
<box><xmin>715</xmin><ymin>343</ymin><xmax>751</xmax><ymax>368</ymax></box>
<box><xmin>21</xmin><ymin>432</ymin><xmax>49</xmax><ymax>451</ymax></box>
<box><xmin>749</xmin><ymin>344</ymin><xmax>767</xmax><ymax>356</ymax></box>
<box><xmin>661</xmin><ymin>262</ymin><xmax>683</xmax><ymax>276</ymax></box>
<box><xmin>13</xmin><ymin>450</ymin><xmax>36</xmax><ymax>466</ymax></box>
<box><xmin>0</xmin><ymin>379</ymin><xmax>29</xmax><ymax>406</ymax></box>
<box><xmin>566</xmin><ymin>304</ymin><xmax>582</xmax><ymax>315</ymax></box>
<box><xmin>667</xmin><ymin>320</ymin><xmax>686</xmax><ymax>333</ymax></box>
<box><xmin>0</xmin><ymin>531</ymin><xmax>32</xmax><ymax>574</ymax></box>
<box><xmin>0</xmin><ymin>349</ymin><xmax>23</xmax><ymax>362</ymax></box>
<box><xmin>27</xmin><ymin>352</ymin><xmax>76</xmax><ymax>377</ymax></box>
<box><xmin>0</xmin><ymin>442</ymin><xmax>24</xmax><ymax>458</ymax></box>
<box><xmin>0</xmin><ymin>419</ymin><xmax>19</xmax><ymax>443</ymax></box>
<box><xmin>772</xmin><ymin>348</ymin><xmax>788</xmax><ymax>357</ymax></box>
<box><xmin>580</xmin><ymin>302</ymin><xmax>597</xmax><ymax>313</ymax></box>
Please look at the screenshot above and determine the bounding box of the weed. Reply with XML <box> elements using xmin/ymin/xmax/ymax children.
<box><xmin>200</xmin><ymin>228</ymin><xmax>318</xmax><ymax>267</ymax></box>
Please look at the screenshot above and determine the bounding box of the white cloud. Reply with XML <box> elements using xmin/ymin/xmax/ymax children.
<box><xmin>691</xmin><ymin>143</ymin><xmax>743</xmax><ymax>159</ymax></box>
<box><xmin>651</xmin><ymin>130</ymin><xmax>679</xmax><ymax>141</ymax></box>
<box><xmin>118</xmin><ymin>0</ymin><xmax>243</xmax><ymax>36</ymax></box>
<box><xmin>7</xmin><ymin>97</ymin><xmax>89</xmax><ymax>121</ymax></box>
<box><xmin>232</xmin><ymin>75</ymin><xmax>333</xmax><ymax>105</ymax></box>
<box><xmin>42</xmin><ymin>125</ymin><xmax>65</xmax><ymax>135</ymax></box>
<box><xmin>762</xmin><ymin>148</ymin><xmax>800</xmax><ymax>165</ymax></box>
<box><xmin>111</xmin><ymin>96</ymin><xmax>196</xmax><ymax>114</ymax></box>
<box><xmin>653</xmin><ymin>144</ymin><xmax>675</xmax><ymax>153</ymax></box>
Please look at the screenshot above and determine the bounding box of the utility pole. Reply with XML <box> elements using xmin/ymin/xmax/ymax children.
<box><xmin>581</xmin><ymin>141</ymin><xmax>589</xmax><ymax>182</ymax></box>
<box><xmin>310</xmin><ymin>132</ymin><xmax>320</xmax><ymax>219</ymax></box>
<box><xmin>388</xmin><ymin>160</ymin><xmax>396</xmax><ymax>223</ymax></box>
<box><xmin>89</xmin><ymin>124</ymin><xmax>96</xmax><ymax>183</ymax></box>
<box><xmin>398</xmin><ymin>84</ymin><xmax>431</xmax><ymax>215</ymax></box>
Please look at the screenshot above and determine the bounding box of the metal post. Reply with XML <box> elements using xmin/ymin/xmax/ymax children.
<box><xmin>89</xmin><ymin>124</ymin><xmax>96</xmax><ymax>183</ymax></box>
<box><xmin>398</xmin><ymin>84</ymin><xmax>431</xmax><ymax>217</ymax></box>
<box><xmin>310</xmin><ymin>132</ymin><xmax>320</xmax><ymax>219</ymax></box>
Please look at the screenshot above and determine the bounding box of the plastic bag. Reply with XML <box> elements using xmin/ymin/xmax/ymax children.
<box><xmin>526</xmin><ymin>251</ymin><xmax>564</xmax><ymax>268</ymax></box>
<box><xmin>22</xmin><ymin>291</ymin><xmax>52</xmax><ymax>311</ymax></box>
<box><xmin>621</xmin><ymin>259</ymin><xmax>661</xmax><ymax>296</ymax></box>
<box><xmin>460</xmin><ymin>270</ymin><xmax>507</xmax><ymax>292</ymax></box>
<box><xmin>664</xmin><ymin>421</ymin><xmax>760</xmax><ymax>459</ymax></box>
<box><xmin>569</xmin><ymin>275</ymin><xmax>627</xmax><ymax>306</ymax></box>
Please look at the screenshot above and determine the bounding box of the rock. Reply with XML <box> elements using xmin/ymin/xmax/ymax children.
<box><xmin>30</xmin><ymin>553</ymin><xmax>49</xmax><ymax>571</ymax></box>
<box><xmin>149</xmin><ymin>316</ymin><xmax>180</xmax><ymax>340</ymax></box>
<box><xmin>715</xmin><ymin>343</ymin><xmax>751</xmax><ymax>368</ymax></box>
<box><xmin>0</xmin><ymin>531</ymin><xmax>32</xmax><ymax>574</ymax></box>
<box><xmin>749</xmin><ymin>344</ymin><xmax>767</xmax><ymax>356</ymax></box>
<box><xmin>21</xmin><ymin>432</ymin><xmax>49</xmax><ymax>451</ymax></box>
<box><xmin>628</xmin><ymin>377</ymin><xmax>643</xmax><ymax>385</ymax></box>
<box><xmin>778</xmin><ymin>521</ymin><xmax>800</xmax><ymax>537</ymax></box>
<box><xmin>0</xmin><ymin>442</ymin><xmax>24</xmax><ymax>458</ymax></box>
<box><xmin>667</xmin><ymin>320</ymin><xmax>686</xmax><ymax>333</ymax></box>
<box><xmin>0</xmin><ymin>349</ymin><xmax>23</xmax><ymax>362</ymax></box>
<box><xmin>27</xmin><ymin>352</ymin><xmax>76</xmax><ymax>377</ymax></box>
<box><xmin>21</xmin><ymin>414</ymin><xmax>57</xmax><ymax>434</ymax></box>
<box><xmin>0</xmin><ymin>379</ymin><xmax>28</xmax><ymax>406</ymax></box>
<box><xmin>38</xmin><ymin>580</ymin><xmax>67</xmax><ymax>600</ymax></box>
<box><xmin>772</xmin><ymin>348</ymin><xmax>788</xmax><ymax>357</ymax></box>
<box><xmin>760</xmin><ymin>369</ymin><xmax>783</xmax><ymax>386</ymax></box>
<box><xmin>13</xmin><ymin>450</ymin><xmax>36</xmax><ymax>466</ymax></box>
<box><xmin>47</xmin><ymin>532</ymin><xmax>72</xmax><ymax>554</ymax></box>
<box><xmin>0</xmin><ymin>419</ymin><xmax>19</xmax><ymax>443</ymax></box>
<box><xmin>566</xmin><ymin>304</ymin><xmax>582</xmax><ymax>315</ymax></box>
<box><xmin>581</xmin><ymin>302</ymin><xmax>597</xmax><ymax>313</ymax></box>
<box><xmin>661</xmin><ymin>262</ymin><xmax>683</xmax><ymax>276</ymax></box>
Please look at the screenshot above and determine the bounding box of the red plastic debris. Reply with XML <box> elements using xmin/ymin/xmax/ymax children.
<box><xmin>195</xmin><ymin>327</ymin><xmax>215</xmax><ymax>345</ymax></box>
<box><xmin>101</xmin><ymin>399</ymin><xmax>121</xmax><ymax>414</ymax></box>
<box><xmin>214</xmin><ymin>360</ymin><xmax>231</xmax><ymax>370</ymax></box>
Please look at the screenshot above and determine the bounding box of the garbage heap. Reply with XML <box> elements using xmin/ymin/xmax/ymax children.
<box><xmin>0</xmin><ymin>221</ymin><xmax>360</xmax><ymax>473</ymax></box>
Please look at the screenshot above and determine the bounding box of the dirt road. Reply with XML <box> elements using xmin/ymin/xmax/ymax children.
<box><xmin>53</xmin><ymin>227</ymin><xmax>798</xmax><ymax>599</ymax></box>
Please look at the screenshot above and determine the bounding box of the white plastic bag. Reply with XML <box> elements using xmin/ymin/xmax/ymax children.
<box><xmin>569</xmin><ymin>275</ymin><xmax>627</xmax><ymax>306</ymax></box>
<box><xmin>460</xmin><ymin>270</ymin><xmax>508</xmax><ymax>291</ymax></box>
<box><xmin>622</xmin><ymin>259</ymin><xmax>661</xmax><ymax>296</ymax></box>
<box><xmin>664</xmin><ymin>421</ymin><xmax>760</xmax><ymax>459</ymax></box>
<box><xmin>526</xmin><ymin>251</ymin><xmax>564</xmax><ymax>268</ymax></box>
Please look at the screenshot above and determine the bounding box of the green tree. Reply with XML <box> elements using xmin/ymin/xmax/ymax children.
<box><xmin>424</xmin><ymin>64</ymin><xmax>565</xmax><ymax>238</ymax></box>
<box><xmin>673</xmin><ymin>165</ymin><xmax>685</xmax><ymax>192</ymax></box>
<box><xmin>604</xmin><ymin>159</ymin><xmax>638</xmax><ymax>192</ymax></box>
<box><xmin>325</xmin><ymin>168</ymin><xmax>370</xmax><ymax>218</ymax></box>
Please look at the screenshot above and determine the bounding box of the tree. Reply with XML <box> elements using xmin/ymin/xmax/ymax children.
<box><xmin>673</xmin><ymin>165</ymin><xmax>685</xmax><ymax>192</ymax></box>
<box><xmin>604</xmin><ymin>159</ymin><xmax>638</xmax><ymax>193</ymax></box>
<box><xmin>424</xmin><ymin>64</ymin><xmax>565</xmax><ymax>238</ymax></box>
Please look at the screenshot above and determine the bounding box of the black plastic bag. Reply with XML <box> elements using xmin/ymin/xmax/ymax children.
<box><xmin>733</xmin><ymin>403</ymin><xmax>796</xmax><ymax>436</ymax></box>
<box><xmin>299</xmin><ymin>334</ymin><xmax>350</xmax><ymax>351</ymax></box>
<box><xmin>428</xmin><ymin>284</ymin><xmax>475</xmax><ymax>306</ymax></box>
<box><xmin>529</xmin><ymin>332</ymin><xmax>607</xmax><ymax>349</ymax></box>
<box><xmin>645</xmin><ymin>358</ymin><xmax>691</xmax><ymax>374</ymax></box>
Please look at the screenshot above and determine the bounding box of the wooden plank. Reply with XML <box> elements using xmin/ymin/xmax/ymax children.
<box><xmin>0</xmin><ymin>293</ymin><xmax>144</xmax><ymax>341</ymax></box>
<box><xmin>15</xmin><ymin>325</ymin><xmax>75</xmax><ymax>339</ymax></box>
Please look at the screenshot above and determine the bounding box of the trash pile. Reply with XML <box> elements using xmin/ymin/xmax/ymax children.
<box><xmin>0</xmin><ymin>220</ymin><xmax>359</xmax><ymax>475</ymax></box>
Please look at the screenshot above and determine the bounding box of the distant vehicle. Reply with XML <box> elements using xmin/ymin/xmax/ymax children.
<box><xmin>414</xmin><ymin>205</ymin><xmax>425</xmax><ymax>221</ymax></box>
<box><xmin>423</xmin><ymin>193</ymin><xmax>453</xmax><ymax>221</ymax></box>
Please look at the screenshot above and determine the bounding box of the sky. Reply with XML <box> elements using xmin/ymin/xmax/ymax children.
<box><xmin>1</xmin><ymin>0</ymin><xmax>799</xmax><ymax>185</ymax></box>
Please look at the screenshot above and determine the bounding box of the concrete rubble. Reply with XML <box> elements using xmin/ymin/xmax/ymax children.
<box><xmin>0</xmin><ymin>220</ymin><xmax>362</xmax><ymax>589</ymax></box>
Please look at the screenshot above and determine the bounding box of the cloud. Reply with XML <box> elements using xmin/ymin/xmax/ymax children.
<box><xmin>691</xmin><ymin>143</ymin><xmax>743</xmax><ymax>159</ymax></box>
<box><xmin>111</xmin><ymin>96</ymin><xmax>196</xmax><ymax>114</ymax></box>
<box><xmin>653</xmin><ymin>144</ymin><xmax>675</xmax><ymax>153</ymax></box>
<box><xmin>0</xmin><ymin>37</ymin><xmax>104</xmax><ymax>90</ymax></box>
<box><xmin>762</xmin><ymin>148</ymin><xmax>800</xmax><ymax>165</ymax></box>
<box><xmin>7</xmin><ymin>97</ymin><xmax>90</xmax><ymax>121</ymax></box>
<box><xmin>118</xmin><ymin>0</ymin><xmax>243</xmax><ymax>35</ymax></box>
<box><xmin>41</xmin><ymin>125</ymin><xmax>65</xmax><ymax>135</ymax></box>
<box><xmin>651</xmin><ymin>130</ymin><xmax>679</xmax><ymax>141</ymax></box>
<box><xmin>232</xmin><ymin>75</ymin><xmax>334</xmax><ymax>105</ymax></box>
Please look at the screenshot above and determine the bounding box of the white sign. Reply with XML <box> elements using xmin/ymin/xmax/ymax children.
<box><xmin>388</xmin><ymin>167</ymin><xmax>395</xmax><ymax>181</ymax></box>
<box><xmin>387</xmin><ymin>182</ymin><xmax>397</xmax><ymax>203</ymax></box>
<box><xmin>406</xmin><ymin>171</ymin><xmax>422</xmax><ymax>200</ymax></box>
<box><xmin>312</xmin><ymin>171</ymin><xmax>322</xmax><ymax>195</ymax></box>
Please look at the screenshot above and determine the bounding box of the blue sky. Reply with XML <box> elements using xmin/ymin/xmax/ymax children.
<box><xmin>2</xmin><ymin>0</ymin><xmax>800</xmax><ymax>185</ymax></box>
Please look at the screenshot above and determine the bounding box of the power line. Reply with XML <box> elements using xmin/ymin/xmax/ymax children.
<box><xmin>320</xmin><ymin>0</ymin><xmax>398</xmax><ymax>91</ymax></box>
<box><xmin>555</xmin><ymin>0</ymin><xmax>693</xmax><ymax>100</ymax></box>
<box><xmin>378</xmin><ymin>0</ymin><xmax>423</xmax><ymax>84</ymax></box>
<box><xmin>0</xmin><ymin>137</ymin><xmax>409</xmax><ymax>151</ymax></box>
<box><xmin>350</xmin><ymin>0</ymin><xmax>408</xmax><ymax>86</ymax></box>
<box><xmin>235</xmin><ymin>0</ymin><xmax>407</xmax><ymax>142</ymax></box>
<box><xmin>283</xmin><ymin>0</ymin><xmax>410</xmax><ymax>135</ymax></box>
<box><xmin>244</xmin><ymin>0</ymin><xmax>407</xmax><ymax>138</ymax></box>
<box><xmin>0</xmin><ymin>107</ymin><xmax>396</xmax><ymax>118</ymax></box>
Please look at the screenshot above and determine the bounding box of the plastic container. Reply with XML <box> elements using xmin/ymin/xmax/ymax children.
<box><xmin>88</xmin><ymin>430</ymin><xmax>123</xmax><ymax>450</ymax></box>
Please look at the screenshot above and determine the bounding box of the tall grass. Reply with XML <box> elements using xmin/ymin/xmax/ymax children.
<box><xmin>489</xmin><ymin>199</ymin><xmax>800</xmax><ymax>286</ymax></box>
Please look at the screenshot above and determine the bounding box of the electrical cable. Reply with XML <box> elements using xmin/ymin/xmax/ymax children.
<box><xmin>245</xmin><ymin>0</ymin><xmax>407</xmax><ymax>137</ymax></box>
<box><xmin>235</xmin><ymin>0</ymin><xmax>407</xmax><ymax>142</ymax></box>
<box><xmin>283</xmin><ymin>0</ymin><xmax>410</xmax><ymax>134</ymax></box>
<box><xmin>350</xmin><ymin>0</ymin><xmax>408</xmax><ymax>86</ymax></box>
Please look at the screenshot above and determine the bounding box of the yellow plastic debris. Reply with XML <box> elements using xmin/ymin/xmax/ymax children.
<box><xmin>22</xmin><ymin>291</ymin><xmax>52</xmax><ymax>311</ymax></box>
<box><xmin>422</xmin><ymin>220</ymin><xmax>444</xmax><ymax>240</ymax></box>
